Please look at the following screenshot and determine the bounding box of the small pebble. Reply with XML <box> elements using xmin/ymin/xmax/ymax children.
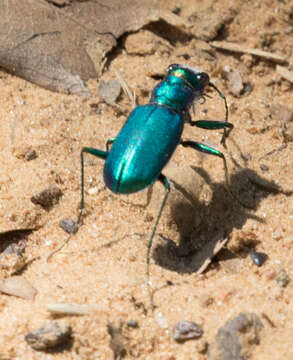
<box><xmin>173</xmin><ymin>321</ymin><xmax>203</xmax><ymax>342</ymax></box>
<box><xmin>222</xmin><ymin>65</ymin><xmax>232</xmax><ymax>74</ymax></box>
<box><xmin>276</xmin><ymin>269</ymin><xmax>290</xmax><ymax>287</ymax></box>
<box><xmin>259</xmin><ymin>164</ymin><xmax>269</xmax><ymax>172</ymax></box>
<box><xmin>126</xmin><ymin>320</ymin><xmax>138</xmax><ymax>328</ymax></box>
<box><xmin>270</xmin><ymin>104</ymin><xmax>293</xmax><ymax>142</ymax></box>
<box><xmin>250</xmin><ymin>252</ymin><xmax>267</xmax><ymax>267</ymax></box>
<box><xmin>222</xmin><ymin>67</ymin><xmax>244</xmax><ymax>96</ymax></box>
<box><xmin>172</xmin><ymin>7</ymin><xmax>181</xmax><ymax>15</ymax></box>
<box><xmin>155</xmin><ymin>311</ymin><xmax>168</xmax><ymax>329</ymax></box>
<box><xmin>24</xmin><ymin>149</ymin><xmax>37</xmax><ymax>161</ymax></box>
<box><xmin>88</xmin><ymin>186</ymin><xmax>99</xmax><ymax>195</ymax></box>
<box><xmin>195</xmin><ymin>339</ymin><xmax>208</xmax><ymax>354</ymax></box>
<box><xmin>0</xmin><ymin>243</ymin><xmax>25</xmax><ymax>256</ymax></box>
<box><xmin>98</xmin><ymin>80</ymin><xmax>121</xmax><ymax>105</ymax></box>
<box><xmin>0</xmin><ymin>244</ymin><xmax>26</xmax><ymax>275</ymax></box>
<box><xmin>59</xmin><ymin>218</ymin><xmax>78</xmax><ymax>234</ymax></box>
<box><xmin>228</xmin><ymin>71</ymin><xmax>244</xmax><ymax>97</ymax></box>
<box><xmin>208</xmin><ymin>313</ymin><xmax>263</xmax><ymax>359</ymax></box>
<box><xmin>25</xmin><ymin>322</ymin><xmax>72</xmax><ymax>351</ymax></box>
<box><xmin>31</xmin><ymin>186</ymin><xmax>63</xmax><ymax>209</ymax></box>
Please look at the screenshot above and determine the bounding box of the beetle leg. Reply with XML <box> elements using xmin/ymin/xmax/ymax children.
<box><xmin>208</xmin><ymin>82</ymin><xmax>230</xmax><ymax>146</ymax></box>
<box><xmin>189</xmin><ymin>120</ymin><xmax>233</xmax><ymax>144</ymax></box>
<box><xmin>146</xmin><ymin>173</ymin><xmax>170</xmax><ymax>309</ymax></box>
<box><xmin>47</xmin><ymin>147</ymin><xmax>109</xmax><ymax>261</ymax></box>
<box><xmin>189</xmin><ymin>120</ymin><xmax>233</xmax><ymax>130</ymax></box>
<box><xmin>188</xmin><ymin>119</ymin><xmax>233</xmax><ymax>146</ymax></box>
<box><xmin>181</xmin><ymin>140</ymin><xmax>225</xmax><ymax>158</ymax></box>
<box><xmin>145</xmin><ymin>184</ymin><xmax>154</xmax><ymax>208</ymax></box>
<box><xmin>181</xmin><ymin>139</ymin><xmax>229</xmax><ymax>186</ymax></box>
<box><xmin>80</xmin><ymin>147</ymin><xmax>108</xmax><ymax>219</ymax></box>
<box><xmin>106</xmin><ymin>137</ymin><xmax>116</xmax><ymax>152</ymax></box>
<box><xmin>181</xmin><ymin>140</ymin><xmax>250</xmax><ymax>208</ymax></box>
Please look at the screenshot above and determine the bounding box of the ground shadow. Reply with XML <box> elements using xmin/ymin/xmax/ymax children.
<box><xmin>152</xmin><ymin>166</ymin><xmax>282</xmax><ymax>274</ymax></box>
<box><xmin>0</xmin><ymin>230</ymin><xmax>32</xmax><ymax>253</ymax></box>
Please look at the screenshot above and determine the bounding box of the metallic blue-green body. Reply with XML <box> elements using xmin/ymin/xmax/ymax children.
<box><xmin>103</xmin><ymin>72</ymin><xmax>202</xmax><ymax>194</ymax></box>
<box><xmin>73</xmin><ymin>64</ymin><xmax>234</xmax><ymax>307</ymax></box>
<box><xmin>51</xmin><ymin>64</ymin><xmax>233</xmax><ymax>306</ymax></box>
<box><xmin>104</xmin><ymin>105</ymin><xmax>183</xmax><ymax>193</ymax></box>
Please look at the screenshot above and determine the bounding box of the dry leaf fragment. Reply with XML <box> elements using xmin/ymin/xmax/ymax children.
<box><xmin>0</xmin><ymin>0</ymin><xmax>181</xmax><ymax>94</ymax></box>
<box><xmin>0</xmin><ymin>276</ymin><xmax>37</xmax><ymax>300</ymax></box>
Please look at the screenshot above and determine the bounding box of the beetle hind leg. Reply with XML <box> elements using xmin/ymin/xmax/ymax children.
<box><xmin>146</xmin><ymin>173</ymin><xmax>170</xmax><ymax>309</ymax></box>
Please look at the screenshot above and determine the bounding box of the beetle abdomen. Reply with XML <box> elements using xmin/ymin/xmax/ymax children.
<box><xmin>103</xmin><ymin>104</ymin><xmax>183</xmax><ymax>194</ymax></box>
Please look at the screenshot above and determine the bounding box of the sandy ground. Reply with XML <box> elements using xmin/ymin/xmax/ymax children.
<box><xmin>0</xmin><ymin>0</ymin><xmax>293</xmax><ymax>359</ymax></box>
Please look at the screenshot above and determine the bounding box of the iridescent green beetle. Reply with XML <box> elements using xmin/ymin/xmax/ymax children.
<box><xmin>59</xmin><ymin>64</ymin><xmax>233</xmax><ymax>307</ymax></box>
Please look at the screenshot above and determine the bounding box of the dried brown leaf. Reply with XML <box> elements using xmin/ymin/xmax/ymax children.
<box><xmin>0</xmin><ymin>0</ymin><xmax>177</xmax><ymax>94</ymax></box>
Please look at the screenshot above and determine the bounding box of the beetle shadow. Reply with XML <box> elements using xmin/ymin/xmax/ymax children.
<box><xmin>152</xmin><ymin>167</ymin><xmax>283</xmax><ymax>274</ymax></box>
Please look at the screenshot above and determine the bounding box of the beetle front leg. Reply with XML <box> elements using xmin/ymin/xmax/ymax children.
<box><xmin>181</xmin><ymin>139</ymin><xmax>229</xmax><ymax>185</ymax></box>
<box><xmin>180</xmin><ymin>140</ymin><xmax>250</xmax><ymax>208</ymax></box>
<box><xmin>189</xmin><ymin>119</ymin><xmax>233</xmax><ymax>145</ymax></box>
<box><xmin>207</xmin><ymin>82</ymin><xmax>230</xmax><ymax>145</ymax></box>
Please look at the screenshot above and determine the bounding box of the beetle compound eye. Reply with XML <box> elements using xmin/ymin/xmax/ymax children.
<box><xmin>167</xmin><ymin>64</ymin><xmax>180</xmax><ymax>73</ymax></box>
<box><xmin>197</xmin><ymin>72</ymin><xmax>210</xmax><ymax>88</ymax></box>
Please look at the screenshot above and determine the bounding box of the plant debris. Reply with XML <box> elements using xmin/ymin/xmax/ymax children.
<box><xmin>0</xmin><ymin>276</ymin><xmax>37</xmax><ymax>300</ymax></box>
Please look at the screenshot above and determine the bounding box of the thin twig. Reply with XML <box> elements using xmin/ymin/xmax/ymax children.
<box><xmin>210</xmin><ymin>41</ymin><xmax>287</xmax><ymax>64</ymax></box>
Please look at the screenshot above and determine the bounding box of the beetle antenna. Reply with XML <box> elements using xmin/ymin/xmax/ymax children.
<box><xmin>209</xmin><ymin>82</ymin><xmax>231</xmax><ymax>146</ymax></box>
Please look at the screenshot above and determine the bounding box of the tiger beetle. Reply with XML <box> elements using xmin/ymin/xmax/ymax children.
<box><xmin>52</xmin><ymin>64</ymin><xmax>233</xmax><ymax>308</ymax></box>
